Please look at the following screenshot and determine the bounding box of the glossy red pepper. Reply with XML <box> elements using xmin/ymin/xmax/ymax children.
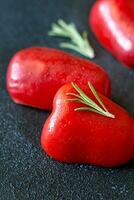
<box><xmin>41</xmin><ymin>83</ymin><xmax>134</xmax><ymax>167</ymax></box>
<box><xmin>7</xmin><ymin>47</ymin><xmax>111</xmax><ymax>110</ymax></box>
<box><xmin>89</xmin><ymin>0</ymin><xmax>134</xmax><ymax>69</ymax></box>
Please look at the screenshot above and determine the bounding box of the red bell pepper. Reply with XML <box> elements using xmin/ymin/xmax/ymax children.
<box><xmin>7</xmin><ymin>47</ymin><xmax>111</xmax><ymax>110</ymax></box>
<box><xmin>89</xmin><ymin>0</ymin><xmax>134</xmax><ymax>69</ymax></box>
<box><xmin>41</xmin><ymin>82</ymin><xmax>134</xmax><ymax>167</ymax></box>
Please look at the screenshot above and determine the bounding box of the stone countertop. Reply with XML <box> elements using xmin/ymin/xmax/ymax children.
<box><xmin>0</xmin><ymin>0</ymin><xmax>134</xmax><ymax>199</ymax></box>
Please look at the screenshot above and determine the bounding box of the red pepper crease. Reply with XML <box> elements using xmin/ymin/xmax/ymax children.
<box><xmin>89</xmin><ymin>0</ymin><xmax>134</xmax><ymax>69</ymax></box>
<box><xmin>7</xmin><ymin>47</ymin><xmax>111</xmax><ymax>110</ymax></box>
<box><xmin>41</xmin><ymin>83</ymin><xmax>134</xmax><ymax>167</ymax></box>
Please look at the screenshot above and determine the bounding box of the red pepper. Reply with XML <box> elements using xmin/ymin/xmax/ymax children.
<box><xmin>7</xmin><ymin>47</ymin><xmax>111</xmax><ymax>110</ymax></box>
<box><xmin>41</xmin><ymin>83</ymin><xmax>134</xmax><ymax>167</ymax></box>
<box><xmin>89</xmin><ymin>0</ymin><xmax>134</xmax><ymax>69</ymax></box>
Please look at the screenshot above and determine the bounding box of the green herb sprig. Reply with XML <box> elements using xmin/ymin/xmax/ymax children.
<box><xmin>48</xmin><ymin>19</ymin><xmax>95</xmax><ymax>59</ymax></box>
<box><xmin>66</xmin><ymin>82</ymin><xmax>115</xmax><ymax>119</ymax></box>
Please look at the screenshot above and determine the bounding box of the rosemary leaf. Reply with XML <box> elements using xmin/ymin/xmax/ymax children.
<box><xmin>65</xmin><ymin>82</ymin><xmax>115</xmax><ymax>119</ymax></box>
<box><xmin>88</xmin><ymin>82</ymin><xmax>108</xmax><ymax>112</ymax></box>
<box><xmin>48</xmin><ymin>19</ymin><xmax>95</xmax><ymax>59</ymax></box>
<box><xmin>74</xmin><ymin>107</ymin><xmax>106</xmax><ymax>116</ymax></box>
<box><xmin>66</xmin><ymin>93</ymin><xmax>83</xmax><ymax>99</ymax></box>
<box><xmin>72</xmin><ymin>83</ymin><xmax>103</xmax><ymax>113</ymax></box>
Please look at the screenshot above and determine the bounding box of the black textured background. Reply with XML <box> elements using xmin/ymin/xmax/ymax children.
<box><xmin>0</xmin><ymin>0</ymin><xmax>134</xmax><ymax>199</ymax></box>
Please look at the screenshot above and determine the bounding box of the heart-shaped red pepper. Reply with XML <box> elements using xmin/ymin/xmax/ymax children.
<box><xmin>7</xmin><ymin>47</ymin><xmax>111</xmax><ymax>110</ymax></box>
<box><xmin>89</xmin><ymin>0</ymin><xmax>134</xmax><ymax>69</ymax></box>
<box><xmin>41</xmin><ymin>83</ymin><xmax>134</xmax><ymax>167</ymax></box>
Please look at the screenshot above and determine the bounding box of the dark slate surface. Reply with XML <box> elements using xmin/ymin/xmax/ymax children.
<box><xmin>0</xmin><ymin>0</ymin><xmax>134</xmax><ymax>199</ymax></box>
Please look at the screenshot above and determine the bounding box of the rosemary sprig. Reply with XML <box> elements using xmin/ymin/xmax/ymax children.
<box><xmin>48</xmin><ymin>19</ymin><xmax>95</xmax><ymax>59</ymax></box>
<box><xmin>66</xmin><ymin>82</ymin><xmax>115</xmax><ymax>119</ymax></box>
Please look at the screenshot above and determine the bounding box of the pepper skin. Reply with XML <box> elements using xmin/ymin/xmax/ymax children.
<box><xmin>41</xmin><ymin>83</ymin><xmax>134</xmax><ymax>167</ymax></box>
<box><xmin>7</xmin><ymin>47</ymin><xmax>111</xmax><ymax>110</ymax></box>
<box><xmin>89</xmin><ymin>0</ymin><xmax>134</xmax><ymax>69</ymax></box>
